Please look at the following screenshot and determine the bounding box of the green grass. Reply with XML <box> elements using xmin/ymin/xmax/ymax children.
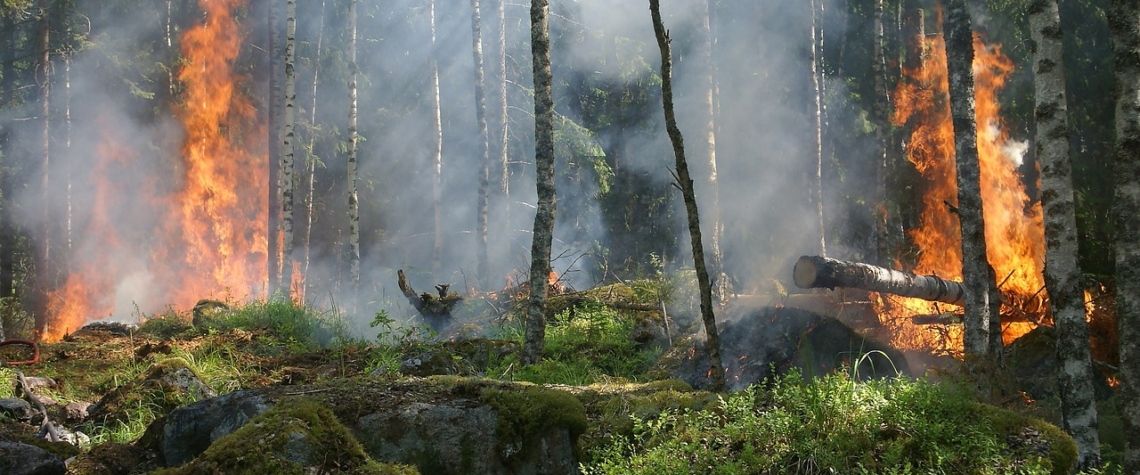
<box><xmin>584</xmin><ymin>371</ymin><xmax>1078</xmax><ymax>475</ymax></box>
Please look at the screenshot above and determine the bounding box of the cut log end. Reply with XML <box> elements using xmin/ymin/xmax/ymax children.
<box><xmin>793</xmin><ymin>255</ymin><xmax>824</xmax><ymax>288</ymax></box>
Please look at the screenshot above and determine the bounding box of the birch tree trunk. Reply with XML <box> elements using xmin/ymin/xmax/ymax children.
<box><xmin>471</xmin><ymin>0</ymin><xmax>491</xmax><ymax>286</ymax></box>
<box><xmin>809</xmin><ymin>0</ymin><xmax>826</xmax><ymax>257</ymax></box>
<box><xmin>35</xmin><ymin>0</ymin><xmax>51</xmax><ymax>333</ymax></box>
<box><xmin>497</xmin><ymin>0</ymin><xmax>510</xmax><ymax>221</ymax></box>
<box><xmin>650</xmin><ymin>0</ymin><xmax>725</xmax><ymax>392</ymax></box>
<box><xmin>1030</xmin><ymin>0</ymin><xmax>1101</xmax><ymax>469</ymax></box>
<box><xmin>430</xmin><ymin>0</ymin><xmax>444</xmax><ymax>276</ymax></box>
<box><xmin>942</xmin><ymin>0</ymin><xmax>1003</xmax><ymax>379</ymax></box>
<box><xmin>347</xmin><ymin>0</ymin><xmax>360</xmax><ymax>292</ymax></box>
<box><xmin>301</xmin><ymin>0</ymin><xmax>326</xmax><ymax>298</ymax></box>
<box><xmin>281</xmin><ymin>0</ymin><xmax>297</xmax><ymax>300</ymax></box>
<box><xmin>1109</xmin><ymin>0</ymin><xmax>1140</xmax><ymax>470</ymax></box>
<box><xmin>698</xmin><ymin>0</ymin><xmax>727</xmax><ymax>303</ymax></box>
<box><xmin>268</xmin><ymin>0</ymin><xmax>282</xmax><ymax>296</ymax></box>
<box><xmin>522</xmin><ymin>0</ymin><xmax>555</xmax><ymax>366</ymax></box>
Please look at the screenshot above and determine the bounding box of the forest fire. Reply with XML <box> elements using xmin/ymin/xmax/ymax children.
<box><xmin>880</xmin><ymin>30</ymin><xmax>1045</xmax><ymax>355</ymax></box>
<box><xmin>41</xmin><ymin>0</ymin><xmax>266</xmax><ymax>341</ymax></box>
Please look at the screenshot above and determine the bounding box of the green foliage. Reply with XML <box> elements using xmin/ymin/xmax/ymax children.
<box><xmin>585</xmin><ymin>371</ymin><xmax>1077</xmax><ymax>475</ymax></box>
<box><xmin>500</xmin><ymin>302</ymin><xmax>660</xmax><ymax>386</ymax></box>
<box><xmin>137</xmin><ymin>313</ymin><xmax>196</xmax><ymax>339</ymax></box>
<box><xmin>202</xmin><ymin>299</ymin><xmax>353</xmax><ymax>352</ymax></box>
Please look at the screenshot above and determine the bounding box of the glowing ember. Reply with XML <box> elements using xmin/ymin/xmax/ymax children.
<box><xmin>42</xmin><ymin>0</ymin><xmax>266</xmax><ymax>341</ymax></box>
<box><xmin>880</xmin><ymin>22</ymin><xmax>1045</xmax><ymax>354</ymax></box>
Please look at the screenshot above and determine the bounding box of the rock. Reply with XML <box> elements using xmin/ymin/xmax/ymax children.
<box><xmin>0</xmin><ymin>398</ymin><xmax>35</xmax><ymax>422</ymax></box>
<box><xmin>192</xmin><ymin>299</ymin><xmax>230</xmax><ymax>328</ymax></box>
<box><xmin>655</xmin><ymin>307</ymin><xmax>910</xmax><ymax>390</ymax></box>
<box><xmin>67</xmin><ymin>321</ymin><xmax>139</xmax><ymax>341</ymax></box>
<box><xmin>156</xmin><ymin>397</ymin><xmax>412</xmax><ymax>474</ymax></box>
<box><xmin>398</xmin><ymin>349</ymin><xmax>470</xmax><ymax>377</ymax></box>
<box><xmin>87</xmin><ymin>357</ymin><xmax>217</xmax><ymax>431</ymax></box>
<box><xmin>50</xmin><ymin>426</ymin><xmax>89</xmax><ymax>446</ymax></box>
<box><xmin>0</xmin><ymin>439</ymin><xmax>67</xmax><ymax>475</ymax></box>
<box><xmin>149</xmin><ymin>377</ymin><xmax>584</xmax><ymax>474</ymax></box>
<box><xmin>22</xmin><ymin>376</ymin><xmax>57</xmax><ymax>392</ymax></box>
<box><xmin>64</xmin><ymin>402</ymin><xmax>92</xmax><ymax>423</ymax></box>
<box><xmin>1006</xmin><ymin>326</ymin><xmax>1113</xmax><ymax>401</ymax></box>
<box><xmin>152</xmin><ymin>389</ymin><xmax>272</xmax><ymax>467</ymax></box>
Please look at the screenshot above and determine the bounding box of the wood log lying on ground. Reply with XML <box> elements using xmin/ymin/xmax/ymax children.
<box><xmin>397</xmin><ymin>269</ymin><xmax>463</xmax><ymax>321</ymax></box>
<box><xmin>793</xmin><ymin>255</ymin><xmax>965</xmax><ymax>306</ymax></box>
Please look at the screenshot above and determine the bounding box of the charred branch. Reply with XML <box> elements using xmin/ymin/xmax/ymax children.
<box><xmin>794</xmin><ymin>255</ymin><xmax>965</xmax><ymax>306</ymax></box>
<box><xmin>397</xmin><ymin>269</ymin><xmax>463</xmax><ymax>322</ymax></box>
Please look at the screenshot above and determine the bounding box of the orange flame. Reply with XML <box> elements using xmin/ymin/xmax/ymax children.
<box><xmin>880</xmin><ymin>22</ymin><xmax>1045</xmax><ymax>353</ymax></box>
<box><xmin>42</xmin><ymin>0</ymin><xmax>266</xmax><ymax>341</ymax></box>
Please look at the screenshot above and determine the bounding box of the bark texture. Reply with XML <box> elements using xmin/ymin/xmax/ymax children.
<box><xmin>430</xmin><ymin>0</ymin><xmax>444</xmax><ymax>276</ymax></box>
<box><xmin>1030</xmin><ymin>0</ymin><xmax>1101</xmax><ymax>469</ymax></box>
<box><xmin>472</xmin><ymin>0</ymin><xmax>491</xmax><ymax>286</ymax></box>
<box><xmin>942</xmin><ymin>0</ymin><xmax>1003</xmax><ymax>369</ymax></box>
<box><xmin>523</xmin><ymin>0</ymin><xmax>555</xmax><ymax>366</ymax></box>
<box><xmin>1110</xmin><ymin>0</ymin><xmax>1140</xmax><ymax>470</ymax></box>
<box><xmin>267</xmin><ymin>0</ymin><xmax>281</xmax><ymax>295</ymax></box>
<box><xmin>650</xmin><ymin>0</ymin><xmax>725</xmax><ymax>392</ymax></box>
<box><xmin>698</xmin><ymin>0</ymin><xmax>727</xmax><ymax>303</ymax></box>
<box><xmin>347</xmin><ymin>0</ymin><xmax>360</xmax><ymax>289</ymax></box>
<box><xmin>793</xmin><ymin>255</ymin><xmax>966</xmax><ymax>306</ymax></box>
<box><xmin>281</xmin><ymin>0</ymin><xmax>297</xmax><ymax>299</ymax></box>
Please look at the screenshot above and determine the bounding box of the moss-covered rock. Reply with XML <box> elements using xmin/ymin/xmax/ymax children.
<box><xmin>86</xmin><ymin>357</ymin><xmax>216</xmax><ymax>431</ymax></box>
<box><xmin>153</xmin><ymin>397</ymin><xmax>416</xmax><ymax>475</ymax></box>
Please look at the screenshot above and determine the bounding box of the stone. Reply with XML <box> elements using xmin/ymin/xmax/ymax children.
<box><xmin>64</xmin><ymin>401</ymin><xmax>92</xmax><ymax>423</ymax></box>
<box><xmin>0</xmin><ymin>397</ymin><xmax>35</xmax><ymax>422</ymax></box>
<box><xmin>0</xmin><ymin>439</ymin><xmax>67</xmax><ymax>475</ymax></box>
<box><xmin>153</xmin><ymin>389</ymin><xmax>271</xmax><ymax>467</ymax></box>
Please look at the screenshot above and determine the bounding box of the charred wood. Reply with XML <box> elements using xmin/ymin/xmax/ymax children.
<box><xmin>397</xmin><ymin>270</ymin><xmax>462</xmax><ymax>323</ymax></box>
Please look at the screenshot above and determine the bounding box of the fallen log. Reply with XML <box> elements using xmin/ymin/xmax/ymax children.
<box><xmin>793</xmin><ymin>255</ymin><xmax>965</xmax><ymax>306</ymax></box>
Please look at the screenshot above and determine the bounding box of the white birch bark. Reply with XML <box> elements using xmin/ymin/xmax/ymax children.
<box><xmin>1030</xmin><ymin>0</ymin><xmax>1101</xmax><ymax>469</ymax></box>
<box><xmin>347</xmin><ymin>0</ymin><xmax>361</xmax><ymax>289</ymax></box>
<box><xmin>281</xmin><ymin>0</ymin><xmax>297</xmax><ymax>299</ymax></box>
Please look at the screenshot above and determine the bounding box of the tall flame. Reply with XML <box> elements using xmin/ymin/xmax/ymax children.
<box><xmin>42</xmin><ymin>0</ymin><xmax>266</xmax><ymax>341</ymax></box>
<box><xmin>882</xmin><ymin>24</ymin><xmax>1045</xmax><ymax>353</ymax></box>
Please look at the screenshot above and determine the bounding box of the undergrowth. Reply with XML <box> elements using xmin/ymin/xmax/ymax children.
<box><xmin>584</xmin><ymin>370</ymin><xmax>1079</xmax><ymax>475</ymax></box>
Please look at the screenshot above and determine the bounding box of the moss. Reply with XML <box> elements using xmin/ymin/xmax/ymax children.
<box><xmin>975</xmin><ymin>402</ymin><xmax>1077</xmax><ymax>475</ymax></box>
<box><xmin>479</xmin><ymin>384</ymin><xmax>587</xmax><ymax>461</ymax></box>
<box><xmin>137</xmin><ymin>314</ymin><xmax>196</xmax><ymax>340</ymax></box>
<box><xmin>153</xmin><ymin>397</ymin><xmax>417</xmax><ymax>475</ymax></box>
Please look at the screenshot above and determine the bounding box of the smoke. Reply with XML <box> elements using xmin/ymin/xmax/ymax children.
<box><xmin>1</xmin><ymin>0</ymin><xmax>880</xmax><ymax>339</ymax></box>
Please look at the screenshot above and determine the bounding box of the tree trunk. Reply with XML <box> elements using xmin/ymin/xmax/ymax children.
<box><xmin>698</xmin><ymin>0</ymin><xmax>727</xmax><ymax>304</ymax></box>
<box><xmin>793</xmin><ymin>255</ymin><xmax>966</xmax><ymax>306</ymax></box>
<box><xmin>809</xmin><ymin>0</ymin><xmax>826</xmax><ymax>257</ymax></box>
<box><xmin>267</xmin><ymin>0</ymin><xmax>282</xmax><ymax>296</ymax></box>
<box><xmin>34</xmin><ymin>0</ymin><xmax>51</xmax><ymax>334</ymax></box>
<box><xmin>301</xmin><ymin>0</ymin><xmax>326</xmax><ymax>299</ymax></box>
<box><xmin>281</xmin><ymin>0</ymin><xmax>297</xmax><ymax>300</ymax></box>
<box><xmin>872</xmin><ymin>0</ymin><xmax>895</xmax><ymax>266</ymax></box>
<box><xmin>471</xmin><ymin>0</ymin><xmax>490</xmax><ymax>286</ymax></box>
<box><xmin>649</xmin><ymin>0</ymin><xmax>725</xmax><ymax>392</ymax></box>
<box><xmin>347</xmin><ymin>0</ymin><xmax>360</xmax><ymax>292</ymax></box>
<box><xmin>1109</xmin><ymin>0</ymin><xmax>1140</xmax><ymax>470</ymax></box>
<box><xmin>522</xmin><ymin>0</ymin><xmax>555</xmax><ymax>366</ymax></box>
<box><xmin>496</xmin><ymin>0</ymin><xmax>510</xmax><ymax>230</ymax></box>
<box><xmin>1030</xmin><ymin>0</ymin><xmax>1101</xmax><ymax>469</ymax></box>
<box><xmin>430</xmin><ymin>0</ymin><xmax>443</xmax><ymax>277</ymax></box>
<box><xmin>942</xmin><ymin>0</ymin><xmax>1003</xmax><ymax>375</ymax></box>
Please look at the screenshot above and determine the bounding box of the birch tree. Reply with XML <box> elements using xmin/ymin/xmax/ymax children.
<box><xmin>347</xmin><ymin>0</ymin><xmax>360</xmax><ymax>292</ymax></box>
<box><xmin>1110</xmin><ymin>0</ymin><xmax>1140</xmax><ymax>470</ymax></box>
<box><xmin>650</xmin><ymin>0</ymin><xmax>725</xmax><ymax>392</ymax></box>
<box><xmin>268</xmin><ymin>0</ymin><xmax>282</xmax><ymax>296</ymax></box>
<box><xmin>429</xmin><ymin>0</ymin><xmax>444</xmax><ymax>276</ymax></box>
<box><xmin>472</xmin><ymin>0</ymin><xmax>491</xmax><ymax>286</ymax></box>
<box><xmin>522</xmin><ymin>0</ymin><xmax>555</xmax><ymax>366</ymax></box>
<box><xmin>1030</xmin><ymin>0</ymin><xmax>1101</xmax><ymax>469</ymax></box>
<box><xmin>942</xmin><ymin>0</ymin><xmax>1003</xmax><ymax>380</ymax></box>
<box><xmin>809</xmin><ymin>0</ymin><xmax>825</xmax><ymax>257</ymax></box>
<box><xmin>280</xmin><ymin>0</ymin><xmax>297</xmax><ymax>300</ymax></box>
<box><xmin>300</xmin><ymin>0</ymin><xmax>326</xmax><ymax>297</ymax></box>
